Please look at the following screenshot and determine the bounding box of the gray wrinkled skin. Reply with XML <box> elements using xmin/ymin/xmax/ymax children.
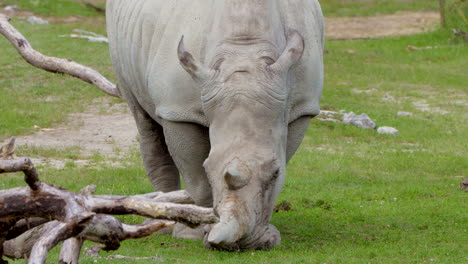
<box><xmin>106</xmin><ymin>0</ymin><xmax>324</xmax><ymax>250</ymax></box>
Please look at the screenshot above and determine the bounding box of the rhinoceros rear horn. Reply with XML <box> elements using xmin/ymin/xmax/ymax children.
<box><xmin>224</xmin><ymin>164</ymin><xmax>250</xmax><ymax>190</ymax></box>
<box><xmin>269</xmin><ymin>31</ymin><xmax>304</xmax><ymax>73</ymax></box>
<box><xmin>177</xmin><ymin>36</ymin><xmax>212</xmax><ymax>81</ymax></box>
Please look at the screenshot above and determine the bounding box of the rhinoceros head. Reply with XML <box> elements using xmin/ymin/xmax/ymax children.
<box><xmin>177</xmin><ymin>32</ymin><xmax>304</xmax><ymax>250</ymax></box>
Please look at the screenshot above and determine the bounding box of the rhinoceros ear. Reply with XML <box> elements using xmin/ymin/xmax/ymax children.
<box><xmin>177</xmin><ymin>36</ymin><xmax>212</xmax><ymax>81</ymax></box>
<box><xmin>269</xmin><ymin>31</ymin><xmax>304</xmax><ymax>73</ymax></box>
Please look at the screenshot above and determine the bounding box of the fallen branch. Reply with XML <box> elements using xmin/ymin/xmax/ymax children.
<box><xmin>84</xmin><ymin>245</ymin><xmax>174</xmax><ymax>262</ymax></box>
<box><xmin>29</xmin><ymin>214</ymin><xmax>94</xmax><ymax>264</ymax></box>
<box><xmin>59</xmin><ymin>33</ymin><xmax>109</xmax><ymax>43</ymax></box>
<box><xmin>0</xmin><ymin>15</ymin><xmax>120</xmax><ymax>98</ymax></box>
<box><xmin>0</xmin><ymin>139</ymin><xmax>217</xmax><ymax>263</ymax></box>
<box><xmin>84</xmin><ymin>2</ymin><xmax>105</xmax><ymax>14</ymax></box>
<box><xmin>59</xmin><ymin>29</ymin><xmax>109</xmax><ymax>43</ymax></box>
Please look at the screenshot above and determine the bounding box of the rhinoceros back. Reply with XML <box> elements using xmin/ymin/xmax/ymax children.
<box><xmin>106</xmin><ymin>0</ymin><xmax>324</xmax><ymax>126</ymax></box>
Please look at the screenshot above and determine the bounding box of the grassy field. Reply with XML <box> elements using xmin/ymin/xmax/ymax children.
<box><xmin>0</xmin><ymin>18</ymin><xmax>112</xmax><ymax>136</ymax></box>
<box><xmin>0</xmin><ymin>0</ymin><xmax>467</xmax><ymax>263</ymax></box>
<box><xmin>0</xmin><ymin>0</ymin><xmax>105</xmax><ymax>17</ymax></box>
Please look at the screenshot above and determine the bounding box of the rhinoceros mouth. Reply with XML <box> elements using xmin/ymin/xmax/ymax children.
<box><xmin>204</xmin><ymin>223</ymin><xmax>280</xmax><ymax>251</ymax></box>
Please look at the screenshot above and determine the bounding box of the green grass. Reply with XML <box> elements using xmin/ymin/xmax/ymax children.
<box><xmin>320</xmin><ymin>0</ymin><xmax>439</xmax><ymax>17</ymax></box>
<box><xmin>1</xmin><ymin>2</ymin><xmax>467</xmax><ymax>264</ymax></box>
<box><xmin>0</xmin><ymin>0</ymin><xmax>105</xmax><ymax>17</ymax></box>
<box><xmin>0</xmin><ymin>18</ymin><xmax>117</xmax><ymax>138</ymax></box>
<box><xmin>15</xmin><ymin>145</ymin><xmax>82</xmax><ymax>160</ymax></box>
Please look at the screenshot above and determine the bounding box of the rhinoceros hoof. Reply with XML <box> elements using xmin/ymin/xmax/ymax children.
<box><xmin>172</xmin><ymin>222</ymin><xmax>206</xmax><ymax>240</ymax></box>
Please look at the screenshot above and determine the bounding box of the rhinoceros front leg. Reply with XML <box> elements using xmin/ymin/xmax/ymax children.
<box><xmin>161</xmin><ymin>121</ymin><xmax>212</xmax><ymax>206</ymax></box>
<box><xmin>126</xmin><ymin>95</ymin><xmax>181</xmax><ymax>192</ymax></box>
<box><xmin>161</xmin><ymin>121</ymin><xmax>212</xmax><ymax>239</ymax></box>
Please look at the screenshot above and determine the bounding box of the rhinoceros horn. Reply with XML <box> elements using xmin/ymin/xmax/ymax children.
<box><xmin>269</xmin><ymin>31</ymin><xmax>305</xmax><ymax>73</ymax></box>
<box><xmin>224</xmin><ymin>162</ymin><xmax>250</xmax><ymax>190</ymax></box>
<box><xmin>177</xmin><ymin>35</ymin><xmax>213</xmax><ymax>81</ymax></box>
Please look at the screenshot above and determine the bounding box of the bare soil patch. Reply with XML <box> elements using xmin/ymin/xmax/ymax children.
<box><xmin>325</xmin><ymin>11</ymin><xmax>440</xmax><ymax>39</ymax></box>
<box><xmin>17</xmin><ymin>99</ymin><xmax>138</xmax><ymax>167</ymax></box>
<box><xmin>2</xmin><ymin>5</ymin><xmax>439</xmax><ymax>38</ymax></box>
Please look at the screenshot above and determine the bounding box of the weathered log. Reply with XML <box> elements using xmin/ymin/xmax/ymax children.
<box><xmin>59</xmin><ymin>238</ymin><xmax>83</xmax><ymax>264</ymax></box>
<box><xmin>0</xmin><ymin>139</ymin><xmax>218</xmax><ymax>263</ymax></box>
<box><xmin>0</xmin><ymin>14</ymin><xmax>120</xmax><ymax>98</ymax></box>
<box><xmin>0</xmin><ymin>183</ymin><xmax>216</xmax><ymax>226</ymax></box>
<box><xmin>87</xmin><ymin>196</ymin><xmax>216</xmax><ymax>226</ymax></box>
<box><xmin>4</xmin><ymin>218</ymin><xmax>174</xmax><ymax>261</ymax></box>
<box><xmin>29</xmin><ymin>213</ymin><xmax>94</xmax><ymax>264</ymax></box>
<box><xmin>0</xmin><ymin>184</ymin><xmax>205</xmax><ymax>264</ymax></box>
<box><xmin>5</xmin><ymin>218</ymin><xmax>49</xmax><ymax>240</ymax></box>
<box><xmin>4</xmin><ymin>222</ymin><xmax>58</xmax><ymax>260</ymax></box>
<box><xmin>0</xmin><ymin>157</ymin><xmax>40</xmax><ymax>190</ymax></box>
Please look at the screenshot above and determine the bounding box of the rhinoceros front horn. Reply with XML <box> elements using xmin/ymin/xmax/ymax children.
<box><xmin>177</xmin><ymin>36</ymin><xmax>212</xmax><ymax>81</ymax></box>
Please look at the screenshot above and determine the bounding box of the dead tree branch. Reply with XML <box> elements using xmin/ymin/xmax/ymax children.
<box><xmin>0</xmin><ymin>15</ymin><xmax>120</xmax><ymax>98</ymax></box>
<box><xmin>0</xmin><ymin>139</ymin><xmax>217</xmax><ymax>264</ymax></box>
<box><xmin>0</xmin><ymin>137</ymin><xmax>15</xmax><ymax>160</ymax></box>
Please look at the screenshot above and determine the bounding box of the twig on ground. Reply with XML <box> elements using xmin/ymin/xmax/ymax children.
<box><xmin>59</xmin><ymin>29</ymin><xmax>109</xmax><ymax>43</ymax></box>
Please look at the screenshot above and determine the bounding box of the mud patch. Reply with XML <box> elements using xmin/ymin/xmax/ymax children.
<box><xmin>274</xmin><ymin>201</ymin><xmax>292</xmax><ymax>212</ymax></box>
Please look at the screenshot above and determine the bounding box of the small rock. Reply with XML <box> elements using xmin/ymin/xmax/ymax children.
<box><xmin>342</xmin><ymin>112</ymin><xmax>376</xmax><ymax>129</ymax></box>
<box><xmin>351</xmin><ymin>88</ymin><xmax>376</xmax><ymax>94</ymax></box>
<box><xmin>382</xmin><ymin>93</ymin><xmax>397</xmax><ymax>102</ymax></box>
<box><xmin>397</xmin><ymin>111</ymin><xmax>413</xmax><ymax>117</ymax></box>
<box><xmin>377</xmin><ymin>126</ymin><xmax>399</xmax><ymax>135</ymax></box>
<box><xmin>319</xmin><ymin>110</ymin><xmax>339</xmax><ymax>117</ymax></box>
<box><xmin>317</xmin><ymin>117</ymin><xmax>340</xmax><ymax>122</ymax></box>
<box><xmin>27</xmin><ymin>16</ymin><xmax>49</xmax><ymax>25</ymax></box>
<box><xmin>4</xmin><ymin>5</ymin><xmax>19</xmax><ymax>12</ymax></box>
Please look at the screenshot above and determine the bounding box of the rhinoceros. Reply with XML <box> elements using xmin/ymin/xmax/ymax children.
<box><xmin>106</xmin><ymin>0</ymin><xmax>324</xmax><ymax>250</ymax></box>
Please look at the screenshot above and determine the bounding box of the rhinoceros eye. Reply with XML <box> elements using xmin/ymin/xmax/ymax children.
<box><xmin>260</xmin><ymin>56</ymin><xmax>275</xmax><ymax>65</ymax></box>
<box><xmin>271</xmin><ymin>168</ymin><xmax>280</xmax><ymax>180</ymax></box>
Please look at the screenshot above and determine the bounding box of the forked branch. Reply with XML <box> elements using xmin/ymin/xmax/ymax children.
<box><xmin>0</xmin><ymin>139</ymin><xmax>217</xmax><ymax>264</ymax></box>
